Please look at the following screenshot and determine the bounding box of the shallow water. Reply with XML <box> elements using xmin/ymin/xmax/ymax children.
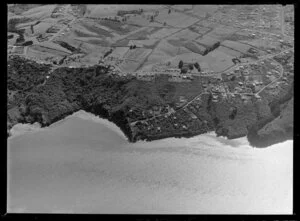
<box><xmin>7</xmin><ymin>111</ymin><xmax>293</xmax><ymax>214</ymax></box>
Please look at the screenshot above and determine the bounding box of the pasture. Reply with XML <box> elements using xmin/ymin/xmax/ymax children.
<box><xmin>85</xmin><ymin>38</ymin><xmax>111</xmax><ymax>47</ymax></box>
<box><xmin>39</xmin><ymin>41</ymin><xmax>73</xmax><ymax>54</ymax></box>
<box><xmin>195</xmin><ymin>36</ymin><xmax>220</xmax><ymax>48</ymax></box>
<box><xmin>77</xmin><ymin>21</ymin><xmax>115</xmax><ymax>37</ymax></box>
<box><xmin>123</xmin><ymin>48</ymin><xmax>152</xmax><ymax>62</ymax></box>
<box><xmin>119</xmin><ymin>60</ymin><xmax>141</xmax><ymax>72</ymax></box>
<box><xmin>188</xmin><ymin>5</ymin><xmax>219</xmax><ymax>16</ymax></box>
<box><xmin>172</xmin><ymin>29</ymin><xmax>201</xmax><ymax>41</ymax></box>
<box><xmin>217</xmin><ymin>46</ymin><xmax>243</xmax><ymax>57</ymax></box>
<box><xmin>128</xmin><ymin>39</ymin><xmax>159</xmax><ymax>49</ymax></box>
<box><xmin>147</xmin><ymin>28</ymin><xmax>180</xmax><ymax>39</ymax></box>
<box><xmin>27</xmin><ymin>46</ymin><xmax>64</xmax><ymax>61</ymax></box>
<box><xmin>86</xmin><ymin>5</ymin><xmax>162</xmax><ymax>18</ymax></box>
<box><xmin>155</xmin><ymin>9</ymin><xmax>199</xmax><ymax>28</ymax></box>
<box><xmin>21</xmin><ymin>5</ymin><xmax>56</xmax><ymax>20</ymax></box>
<box><xmin>184</xmin><ymin>41</ymin><xmax>207</xmax><ymax>55</ymax></box>
<box><xmin>126</xmin><ymin>27</ymin><xmax>160</xmax><ymax>40</ymax></box>
<box><xmin>188</xmin><ymin>24</ymin><xmax>211</xmax><ymax>35</ymax></box>
<box><xmin>97</xmin><ymin>20</ymin><xmax>140</xmax><ymax>35</ymax></box>
<box><xmin>208</xmin><ymin>49</ymin><xmax>234</xmax><ymax>72</ymax></box>
<box><xmin>206</xmin><ymin>26</ymin><xmax>238</xmax><ymax>40</ymax></box>
<box><xmin>221</xmin><ymin>40</ymin><xmax>252</xmax><ymax>54</ymax></box>
<box><xmin>110</xmin><ymin>47</ymin><xmax>129</xmax><ymax>58</ymax></box>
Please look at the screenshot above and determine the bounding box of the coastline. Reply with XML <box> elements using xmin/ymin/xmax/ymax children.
<box><xmin>8</xmin><ymin>110</ymin><xmax>129</xmax><ymax>141</ymax></box>
<box><xmin>8</xmin><ymin>122</ymin><xmax>43</xmax><ymax>139</ymax></box>
<box><xmin>8</xmin><ymin>109</ymin><xmax>293</xmax><ymax>151</ymax></box>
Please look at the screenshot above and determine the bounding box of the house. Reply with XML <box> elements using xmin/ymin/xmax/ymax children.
<box><xmin>254</xmin><ymin>94</ymin><xmax>261</xmax><ymax>99</ymax></box>
<box><xmin>179</xmin><ymin>96</ymin><xmax>187</xmax><ymax>103</ymax></box>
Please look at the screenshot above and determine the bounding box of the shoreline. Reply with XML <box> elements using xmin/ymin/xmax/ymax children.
<box><xmin>8</xmin><ymin>110</ymin><xmax>293</xmax><ymax>150</ymax></box>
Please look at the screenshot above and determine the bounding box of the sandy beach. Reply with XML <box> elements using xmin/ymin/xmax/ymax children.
<box><xmin>7</xmin><ymin>111</ymin><xmax>293</xmax><ymax>214</ymax></box>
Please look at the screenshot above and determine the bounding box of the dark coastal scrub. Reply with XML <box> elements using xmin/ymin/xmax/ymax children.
<box><xmin>7</xmin><ymin>56</ymin><xmax>293</xmax><ymax>147</ymax></box>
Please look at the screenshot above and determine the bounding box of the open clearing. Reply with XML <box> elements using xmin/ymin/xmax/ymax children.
<box><xmin>155</xmin><ymin>9</ymin><xmax>199</xmax><ymax>28</ymax></box>
<box><xmin>22</xmin><ymin>5</ymin><xmax>56</xmax><ymax>20</ymax></box>
<box><xmin>147</xmin><ymin>28</ymin><xmax>180</xmax><ymax>39</ymax></box>
<box><xmin>221</xmin><ymin>40</ymin><xmax>253</xmax><ymax>53</ymax></box>
<box><xmin>195</xmin><ymin>35</ymin><xmax>220</xmax><ymax>48</ymax></box>
<box><xmin>171</xmin><ymin>29</ymin><xmax>201</xmax><ymax>41</ymax></box>
<box><xmin>123</xmin><ymin>48</ymin><xmax>152</xmax><ymax>61</ymax></box>
<box><xmin>217</xmin><ymin>46</ymin><xmax>243</xmax><ymax>57</ymax></box>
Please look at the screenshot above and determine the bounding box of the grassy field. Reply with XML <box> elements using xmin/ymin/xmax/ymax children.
<box><xmin>8</xmin><ymin>4</ymin><xmax>45</xmax><ymax>15</ymax></box>
<box><xmin>221</xmin><ymin>40</ymin><xmax>252</xmax><ymax>53</ymax></box>
<box><xmin>28</xmin><ymin>44</ymin><xmax>71</xmax><ymax>56</ymax></box>
<box><xmin>126</xmin><ymin>27</ymin><xmax>162</xmax><ymax>40</ymax></box>
<box><xmin>97</xmin><ymin>20</ymin><xmax>139</xmax><ymax>35</ymax></box>
<box><xmin>172</xmin><ymin>29</ymin><xmax>201</xmax><ymax>41</ymax></box>
<box><xmin>126</xmin><ymin>15</ymin><xmax>151</xmax><ymax>27</ymax></box>
<box><xmin>208</xmin><ymin>49</ymin><xmax>234</xmax><ymax>72</ymax></box>
<box><xmin>188</xmin><ymin>5</ymin><xmax>219</xmax><ymax>16</ymax></box>
<box><xmin>77</xmin><ymin>21</ymin><xmax>114</xmax><ymax>37</ymax></box>
<box><xmin>184</xmin><ymin>41</ymin><xmax>207</xmax><ymax>55</ymax></box>
<box><xmin>123</xmin><ymin>48</ymin><xmax>152</xmax><ymax>61</ymax></box>
<box><xmin>73</xmin><ymin>29</ymin><xmax>97</xmax><ymax>38</ymax></box>
<box><xmin>110</xmin><ymin>47</ymin><xmax>129</xmax><ymax>57</ymax></box>
<box><xmin>167</xmin><ymin>39</ymin><xmax>186</xmax><ymax>47</ymax></box>
<box><xmin>119</xmin><ymin>60</ymin><xmax>141</xmax><ymax>72</ymax></box>
<box><xmin>141</xmin><ymin>39</ymin><xmax>191</xmax><ymax>69</ymax></box>
<box><xmin>39</xmin><ymin>41</ymin><xmax>73</xmax><ymax>54</ymax></box>
<box><xmin>128</xmin><ymin>39</ymin><xmax>159</xmax><ymax>49</ymax></box>
<box><xmin>86</xmin><ymin>38</ymin><xmax>111</xmax><ymax>47</ymax></box>
<box><xmin>147</xmin><ymin>28</ymin><xmax>180</xmax><ymax>39</ymax></box>
<box><xmin>22</xmin><ymin>5</ymin><xmax>56</xmax><ymax>20</ymax></box>
<box><xmin>155</xmin><ymin>9</ymin><xmax>199</xmax><ymax>28</ymax></box>
<box><xmin>8</xmin><ymin>4</ymin><xmax>282</xmax><ymax>75</ymax></box>
<box><xmin>27</xmin><ymin>46</ymin><xmax>62</xmax><ymax>60</ymax></box>
<box><xmin>195</xmin><ymin>36</ymin><xmax>219</xmax><ymax>48</ymax></box>
<box><xmin>217</xmin><ymin>46</ymin><xmax>243</xmax><ymax>57</ymax></box>
<box><xmin>189</xmin><ymin>24</ymin><xmax>211</xmax><ymax>35</ymax></box>
<box><xmin>206</xmin><ymin>26</ymin><xmax>237</xmax><ymax>41</ymax></box>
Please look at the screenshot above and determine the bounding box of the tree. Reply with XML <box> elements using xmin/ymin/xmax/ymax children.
<box><xmin>168</xmin><ymin>9</ymin><xmax>171</xmax><ymax>14</ymax></box>
<box><xmin>194</xmin><ymin>62</ymin><xmax>201</xmax><ymax>71</ymax></box>
<box><xmin>181</xmin><ymin>67</ymin><xmax>188</xmax><ymax>74</ymax></box>
<box><xmin>150</xmin><ymin>15</ymin><xmax>154</xmax><ymax>22</ymax></box>
<box><xmin>178</xmin><ymin>60</ymin><xmax>183</xmax><ymax>69</ymax></box>
<box><xmin>214</xmin><ymin>42</ymin><xmax>220</xmax><ymax>48</ymax></box>
<box><xmin>163</xmin><ymin>22</ymin><xmax>167</xmax><ymax>26</ymax></box>
<box><xmin>189</xmin><ymin>64</ymin><xmax>194</xmax><ymax>70</ymax></box>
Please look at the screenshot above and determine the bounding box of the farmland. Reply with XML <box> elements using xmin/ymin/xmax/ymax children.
<box><xmin>8</xmin><ymin>4</ymin><xmax>272</xmax><ymax>72</ymax></box>
<box><xmin>7</xmin><ymin>4</ymin><xmax>294</xmax><ymax>147</ymax></box>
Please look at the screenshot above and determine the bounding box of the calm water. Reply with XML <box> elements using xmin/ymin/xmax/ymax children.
<box><xmin>7</xmin><ymin>111</ymin><xmax>293</xmax><ymax>214</ymax></box>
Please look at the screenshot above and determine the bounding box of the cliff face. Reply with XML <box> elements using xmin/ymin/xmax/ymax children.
<box><xmin>247</xmin><ymin>97</ymin><xmax>293</xmax><ymax>147</ymax></box>
<box><xmin>7</xmin><ymin>56</ymin><xmax>293</xmax><ymax>147</ymax></box>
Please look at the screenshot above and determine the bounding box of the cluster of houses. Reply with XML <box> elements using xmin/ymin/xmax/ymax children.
<box><xmin>8</xmin><ymin>45</ymin><xmax>24</xmax><ymax>54</ymax></box>
<box><xmin>51</xmin><ymin>5</ymin><xmax>67</xmax><ymax>18</ymax></box>
<box><xmin>36</xmin><ymin>33</ymin><xmax>53</xmax><ymax>42</ymax></box>
<box><xmin>117</xmin><ymin>9</ymin><xmax>142</xmax><ymax>17</ymax></box>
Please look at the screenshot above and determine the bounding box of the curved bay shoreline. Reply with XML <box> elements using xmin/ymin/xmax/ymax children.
<box><xmin>8</xmin><ymin>109</ymin><xmax>293</xmax><ymax>149</ymax></box>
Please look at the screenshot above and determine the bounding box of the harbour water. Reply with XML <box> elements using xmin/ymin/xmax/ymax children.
<box><xmin>7</xmin><ymin>110</ymin><xmax>293</xmax><ymax>214</ymax></box>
